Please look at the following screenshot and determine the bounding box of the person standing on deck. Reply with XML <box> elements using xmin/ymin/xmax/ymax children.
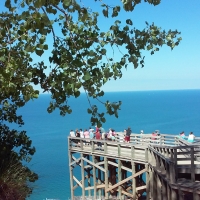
<box><xmin>95</xmin><ymin>125</ymin><xmax>99</xmax><ymax>132</ymax></box>
<box><xmin>80</xmin><ymin>129</ymin><xmax>84</xmax><ymax>139</ymax></box>
<box><xmin>70</xmin><ymin>130</ymin><xmax>75</xmax><ymax>137</ymax></box>
<box><xmin>95</xmin><ymin>129</ymin><xmax>102</xmax><ymax>147</ymax></box>
<box><xmin>125</xmin><ymin>127</ymin><xmax>131</xmax><ymax>143</ymax></box>
<box><xmin>89</xmin><ymin>128</ymin><xmax>94</xmax><ymax>139</ymax></box>
<box><xmin>84</xmin><ymin>129</ymin><xmax>90</xmax><ymax>145</ymax></box>
<box><xmin>75</xmin><ymin>129</ymin><xmax>80</xmax><ymax>137</ymax></box>
<box><xmin>179</xmin><ymin>131</ymin><xmax>185</xmax><ymax>139</ymax></box>
<box><xmin>100</xmin><ymin>126</ymin><xmax>105</xmax><ymax>134</ymax></box>
<box><xmin>188</xmin><ymin>132</ymin><xmax>195</xmax><ymax>143</ymax></box>
<box><xmin>151</xmin><ymin>132</ymin><xmax>157</xmax><ymax>143</ymax></box>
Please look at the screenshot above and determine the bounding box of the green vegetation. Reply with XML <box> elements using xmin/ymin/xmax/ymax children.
<box><xmin>0</xmin><ymin>0</ymin><xmax>181</xmax><ymax>198</ymax></box>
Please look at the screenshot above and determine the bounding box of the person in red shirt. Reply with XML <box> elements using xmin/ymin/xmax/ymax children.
<box><xmin>151</xmin><ymin>132</ymin><xmax>157</xmax><ymax>143</ymax></box>
<box><xmin>95</xmin><ymin>130</ymin><xmax>102</xmax><ymax>147</ymax></box>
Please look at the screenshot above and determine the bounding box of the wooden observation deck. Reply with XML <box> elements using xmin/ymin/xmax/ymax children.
<box><xmin>68</xmin><ymin>133</ymin><xmax>200</xmax><ymax>200</ymax></box>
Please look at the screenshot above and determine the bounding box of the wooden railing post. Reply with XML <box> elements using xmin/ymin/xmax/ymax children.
<box><xmin>91</xmin><ymin>140</ymin><xmax>94</xmax><ymax>152</ymax></box>
<box><xmin>169</xmin><ymin>161</ymin><xmax>176</xmax><ymax>184</ymax></box>
<box><xmin>174</xmin><ymin>148</ymin><xmax>178</xmax><ymax>181</ymax></box>
<box><xmin>191</xmin><ymin>147</ymin><xmax>195</xmax><ymax>182</ymax></box>
<box><xmin>132</xmin><ymin>162</ymin><xmax>136</xmax><ymax>199</ymax></box>
<box><xmin>68</xmin><ymin>147</ymin><xmax>74</xmax><ymax>200</ymax></box>
<box><xmin>80</xmin><ymin>139</ymin><xmax>83</xmax><ymax>150</ymax></box>
<box><xmin>146</xmin><ymin>164</ymin><xmax>150</xmax><ymax>200</ymax></box>
<box><xmin>104</xmin><ymin>142</ymin><xmax>107</xmax><ymax>154</ymax></box>
<box><xmin>145</xmin><ymin>147</ymin><xmax>148</xmax><ymax>162</ymax></box>
<box><xmin>131</xmin><ymin>145</ymin><xmax>135</xmax><ymax>159</ymax></box>
<box><xmin>118</xmin><ymin>143</ymin><xmax>121</xmax><ymax>157</ymax></box>
<box><xmin>92</xmin><ymin>155</ymin><xmax>97</xmax><ymax>198</ymax></box>
<box><xmin>81</xmin><ymin>153</ymin><xmax>85</xmax><ymax>198</ymax></box>
<box><xmin>104</xmin><ymin>157</ymin><xmax>108</xmax><ymax>199</ymax></box>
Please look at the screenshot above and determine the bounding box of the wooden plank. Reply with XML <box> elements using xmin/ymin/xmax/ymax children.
<box><xmin>108</xmin><ymin>161</ymin><xmax>132</xmax><ymax>172</ymax></box>
<box><xmin>85</xmin><ymin>184</ymin><xmax>105</xmax><ymax>190</ymax></box>
<box><xmin>145</xmin><ymin>164</ymin><xmax>150</xmax><ymax>200</ymax></box>
<box><xmin>118</xmin><ymin>159</ymin><xmax>122</xmax><ymax>198</ymax></box>
<box><xmin>191</xmin><ymin>147</ymin><xmax>195</xmax><ymax>182</ymax></box>
<box><xmin>132</xmin><ymin>162</ymin><xmax>136</xmax><ymax>199</ymax></box>
<box><xmin>136</xmin><ymin>185</ymin><xmax>146</xmax><ymax>191</ymax></box>
<box><xmin>104</xmin><ymin>157</ymin><xmax>108</xmax><ymax>199</ymax></box>
<box><xmin>70</xmin><ymin>157</ymin><xmax>81</xmax><ymax>166</ymax></box>
<box><xmin>81</xmin><ymin>154</ymin><xmax>85</xmax><ymax>197</ymax></box>
<box><xmin>120</xmin><ymin>189</ymin><xmax>134</xmax><ymax>198</ymax></box>
<box><xmin>105</xmin><ymin>168</ymin><xmax>147</xmax><ymax>192</ymax></box>
<box><xmin>73</xmin><ymin>175</ymin><xmax>90</xmax><ymax>190</ymax></box>
<box><xmin>96</xmin><ymin>161</ymin><xmax>104</xmax><ymax>166</ymax></box>
<box><xmin>92</xmin><ymin>155</ymin><xmax>96</xmax><ymax>198</ymax></box>
<box><xmin>69</xmin><ymin>152</ymin><xmax>74</xmax><ymax>200</ymax></box>
<box><xmin>73</xmin><ymin>176</ymin><xmax>82</xmax><ymax>188</ymax></box>
<box><xmin>82</xmin><ymin>157</ymin><xmax>106</xmax><ymax>172</ymax></box>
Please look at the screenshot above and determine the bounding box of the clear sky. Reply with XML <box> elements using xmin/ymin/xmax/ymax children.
<box><xmin>1</xmin><ymin>0</ymin><xmax>200</xmax><ymax>92</ymax></box>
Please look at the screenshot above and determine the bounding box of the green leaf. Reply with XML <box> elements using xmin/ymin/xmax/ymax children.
<box><xmin>126</xmin><ymin>19</ymin><xmax>133</xmax><ymax>25</ymax></box>
<box><xmin>63</xmin><ymin>0</ymin><xmax>71</xmax><ymax>7</ymax></box>
<box><xmin>35</xmin><ymin>49</ymin><xmax>44</xmax><ymax>56</ymax></box>
<box><xmin>83</xmin><ymin>72</ymin><xmax>91</xmax><ymax>81</ymax></box>
<box><xmin>87</xmin><ymin>108</ymin><xmax>92</xmax><ymax>114</ymax></box>
<box><xmin>103</xmin><ymin>9</ymin><xmax>108</xmax><ymax>17</ymax></box>
<box><xmin>5</xmin><ymin>0</ymin><xmax>11</xmax><ymax>9</ymax></box>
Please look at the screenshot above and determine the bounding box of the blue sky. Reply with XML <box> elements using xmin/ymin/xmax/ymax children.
<box><xmin>2</xmin><ymin>0</ymin><xmax>200</xmax><ymax>92</ymax></box>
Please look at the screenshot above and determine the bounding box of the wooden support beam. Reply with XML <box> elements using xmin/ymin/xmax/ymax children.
<box><xmin>178</xmin><ymin>187</ymin><xmax>184</xmax><ymax>200</ymax></box>
<box><xmin>106</xmin><ymin>168</ymin><xmax>147</xmax><ymax>193</ymax></box>
<box><xmin>121</xmin><ymin>189</ymin><xmax>134</xmax><ymax>198</ymax></box>
<box><xmin>98</xmin><ymin>157</ymin><xmax>102</xmax><ymax>197</ymax></box>
<box><xmin>136</xmin><ymin>185</ymin><xmax>146</xmax><ymax>191</ymax></box>
<box><xmin>73</xmin><ymin>176</ymin><xmax>83</xmax><ymax>188</ymax></box>
<box><xmin>167</xmin><ymin>184</ymin><xmax>170</xmax><ymax>200</ymax></box>
<box><xmin>69</xmin><ymin>152</ymin><xmax>74</xmax><ymax>200</ymax></box>
<box><xmin>171</xmin><ymin>188</ymin><xmax>177</xmax><ymax>200</ymax></box>
<box><xmin>70</xmin><ymin>157</ymin><xmax>81</xmax><ymax>166</ymax></box>
<box><xmin>92</xmin><ymin>155</ymin><xmax>96</xmax><ymax>198</ymax></box>
<box><xmin>82</xmin><ymin>157</ymin><xmax>106</xmax><ymax>172</ymax></box>
<box><xmin>162</xmin><ymin>181</ymin><xmax>167</xmax><ymax>200</ymax></box>
<box><xmin>104</xmin><ymin>157</ymin><xmax>109</xmax><ymax>199</ymax></box>
<box><xmin>118</xmin><ymin>159</ymin><xmax>122</xmax><ymax>199</ymax></box>
<box><xmin>191</xmin><ymin>147</ymin><xmax>195</xmax><ymax>182</ymax></box>
<box><xmin>108</xmin><ymin>160</ymin><xmax>132</xmax><ymax>172</ymax></box>
<box><xmin>73</xmin><ymin>175</ymin><xmax>90</xmax><ymax>190</ymax></box>
<box><xmin>81</xmin><ymin>154</ymin><xmax>85</xmax><ymax>197</ymax></box>
<box><xmin>145</xmin><ymin>164</ymin><xmax>150</xmax><ymax>200</ymax></box>
<box><xmin>87</xmin><ymin>155</ymin><xmax>91</xmax><ymax>197</ymax></box>
<box><xmin>156</xmin><ymin>174</ymin><xmax>162</xmax><ymax>200</ymax></box>
<box><xmin>132</xmin><ymin>162</ymin><xmax>136</xmax><ymax>200</ymax></box>
<box><xmin>96</xmin><ymin>161</ymin><xmax>105</xmax><ymax>166</ymax></box>
<box><xmin>85</xmin><ymin>184</ymin><xmax>106</xmax><ymax>190</ymax></box>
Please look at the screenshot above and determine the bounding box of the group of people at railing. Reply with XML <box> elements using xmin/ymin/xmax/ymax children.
<box><xmin>69</xmin><ymin>126</ymin><xmax>132</xmax><ymax>144</ymax></box>
<box><xmin>178</xmin><ymin>131</ymin><xmax>195</xmax><ymax>142</ymax></box>
<box><xmin>69</xmin><ymin>127</ymin><xmax>197</xmax><ymax>146</ymax></box>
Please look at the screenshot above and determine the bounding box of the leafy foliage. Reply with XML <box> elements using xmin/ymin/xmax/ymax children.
<box><xmin>0</xmin><ymin>124</ymin><xmax>38</xmax><ymax>199</ymax></box>
<box><xmin>1</xmin><ymin>0</ymin><xmax>181</xmax><ymax>126</ymax></box>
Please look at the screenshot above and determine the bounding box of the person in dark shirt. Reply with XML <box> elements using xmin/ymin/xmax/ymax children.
<box><xmin>125</xmin><ymin>127</ymin><xmax>131</xmax><ymax>143</ymax></box>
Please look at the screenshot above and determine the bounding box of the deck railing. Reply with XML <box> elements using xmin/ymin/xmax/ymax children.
<box><xmin>149</xmin><ymin>144</ymin><xmax>200</xmax><ymax>183</ymax></box>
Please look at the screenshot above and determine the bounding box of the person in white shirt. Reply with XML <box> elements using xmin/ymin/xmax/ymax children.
<box><xmin>188</xmin><ymin>132</ymin><xmax>195</xmax><ymax>142</ymax></box>
<box><xmin>70</xmin><ymin>130</ymin><xmax>75</xmax><ymax>137</ymax></box>
<box><xmin>80</xmin><ymin>129</ymin><xmax>84</xmax><ymax>138</ymax></box>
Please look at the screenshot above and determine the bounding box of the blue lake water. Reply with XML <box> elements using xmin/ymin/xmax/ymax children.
<box><xmin>13</xmin><ymin>89</ymin><xmax>200</xmax><ymax>200</ymax></box>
